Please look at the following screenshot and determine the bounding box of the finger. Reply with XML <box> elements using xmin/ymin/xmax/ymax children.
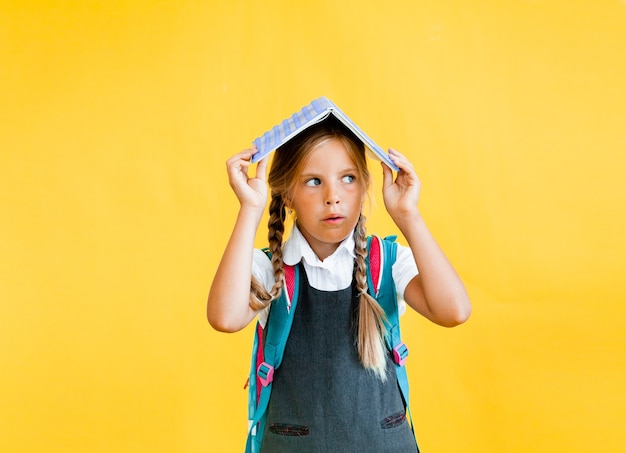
<box><xmin>388</xmin><ymin>148</ymin><xmax>406</xmax><ymax>159</ymax></box>
<box><xmin>388</xmin><ymin>148</ymin><xmax>410</xmax><ymax>167</ymax></box>
<box><xmin>388</xmin><ymin>148</ymin><xmax>416</xmax><ymax>177</ymax></box>
<box><xmin>228</xmin><ymin>146</ymin><xmax>257</xmax><ymax>163</ymax></box>
<box><xmin>381</xmin><ymin>161</ymin><xmax>394</xmax><ymax>189</ymax></box>
<box><xmin>255</xmin><ymin>155</ymin><xmax>269</xmax><ymax>181</ymax></box>
<box><xmin>226</xmin><ymin>160</ymin><xmax>250</xmax><ymax>181</ymax></box>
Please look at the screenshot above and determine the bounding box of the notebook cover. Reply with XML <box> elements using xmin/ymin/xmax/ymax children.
<box><xmin>251</xmin><ymin>97</ymin><xmax>399</xmax><ymax>171</ymax></box>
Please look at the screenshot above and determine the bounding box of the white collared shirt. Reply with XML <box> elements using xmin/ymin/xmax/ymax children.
<box><xmin>252</xmin><ymin>225</ymin><xmax>419</xmax><ymax>327</ymax></box>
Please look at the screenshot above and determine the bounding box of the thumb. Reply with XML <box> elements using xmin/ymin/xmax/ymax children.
<box><xmin>381</xmin><ymin>161</ymin><xmax>394</xmax><ymax>189</ymax></box>
<box><xmin>255</xmin><ymin>155</ymin><xmax>269</xmax><ymax>181</ymax></box>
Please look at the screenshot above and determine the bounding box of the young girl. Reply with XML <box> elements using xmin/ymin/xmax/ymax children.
<box><xmin>207</xmin><ymin>116</ymin><xmax>471</xmax><ymax>452</ymax></box>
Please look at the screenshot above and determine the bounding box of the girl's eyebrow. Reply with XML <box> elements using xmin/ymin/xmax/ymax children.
<box><xmin>300</xmin><ymin>167</ymin><xmax>358</xmax><ymax>178</ymax></box>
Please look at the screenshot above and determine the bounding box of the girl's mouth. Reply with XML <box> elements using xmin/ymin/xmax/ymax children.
<box><xmin>323</xmin><ymin>215</ymin><xmax>344</xmax><ymax>224</ymax></box>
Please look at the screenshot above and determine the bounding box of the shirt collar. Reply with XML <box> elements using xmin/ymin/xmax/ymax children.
<box><xmin>283</xmin><ymin>224</ymin><xmax>356</xmax><ymax>267</ymax></box>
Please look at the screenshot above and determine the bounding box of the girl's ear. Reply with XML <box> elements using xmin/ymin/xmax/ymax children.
<box><xmin>282</xmin><ymin>194</ymin><xmax>292</xmax><ymax>210</ymax></box>
<box><xmin>283</xmin><ymin>198</ymin><xmax>294</xmax><ymax>217</ymax></box>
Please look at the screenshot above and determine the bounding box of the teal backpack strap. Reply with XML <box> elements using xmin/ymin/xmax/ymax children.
<box><xmin>245</xmin><ymin>261</ymin><xmax>300</xmax><ymax>453</ymax></box>
<box><xmin>366</xmin><ymin>235</ymin><xmax>419</xmax><ymax>452</ymax></box>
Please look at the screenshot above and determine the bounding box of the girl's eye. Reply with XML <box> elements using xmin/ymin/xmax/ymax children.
<box><xmin>342</xmin><ymin>175</ymin><xmax>356</xmax><ymax>183</ymax></box>
<box><xmin>305</xmin><ymin>178</ymin><xmax>321</xmax><ymax>187</ymax></box>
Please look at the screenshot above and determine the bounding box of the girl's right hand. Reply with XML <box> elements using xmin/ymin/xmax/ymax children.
<box><xmin>209</xmin><ymin>147</ymin><xmax>269</xmax><ymax>332</ymax></box>
<box><xmin>226</xmin><ymin>147</ymin><xmax>269</xmax><ymax>213</ymax></box>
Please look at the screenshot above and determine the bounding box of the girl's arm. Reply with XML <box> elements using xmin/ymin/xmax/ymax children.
<box><xmin>207</xmin><ymin>148</ymin><xmax>269</xmax><ymax>332</ymax></box>
<box><xmin>382</xmin><ymin>149</ymin><xmax>471</xmax><ymax>327</ymax></box>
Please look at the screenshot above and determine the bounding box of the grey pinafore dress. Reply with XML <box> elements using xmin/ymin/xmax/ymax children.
<box><xmin>260</xmin><ymin>264</ymin><xmax>418</xmax><ymax>453</ymax></box>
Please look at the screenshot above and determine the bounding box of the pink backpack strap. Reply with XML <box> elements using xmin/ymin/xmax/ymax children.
<box><xmin>368</xmin><ymin>235</ymin><xmax>383</xmax><ymax>297</ymax></box>
<box><xmin>254</xmin><ymin>263</ymin><xmax>296</xmax><ymax>401</ymax></box>
<box><xmin>283</xmin><ymin>264</ymin><xmax>296</xmax><ymax>311</ymax></box>
<box><xmin>254</xmin><ymin>323</ymin><xmax>265</xmax><ymax>402</ymax></box>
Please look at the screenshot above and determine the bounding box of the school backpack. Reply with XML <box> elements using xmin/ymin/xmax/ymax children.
<box><xmin>244</xmin><ymin>235</ymin><xmax>418</xmax><ymax>453</ymax></box>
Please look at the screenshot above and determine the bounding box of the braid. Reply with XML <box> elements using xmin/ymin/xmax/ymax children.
<box><xmin>354</xmin><ymin>213</ymin><xmax>388</xmax><ymax>381</ymax></box>
<box><xmin>249</xmin><ymin>194</ymin><xmax>286</xmax><ymax>311</ymax></box>
<box><xmin>267</xmin><ymin>194</ymin><xmax>286</xmax><ymax>299</ymax></box>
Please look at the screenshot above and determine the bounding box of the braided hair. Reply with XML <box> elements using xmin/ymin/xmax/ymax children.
<box><xmin>249</xmin><ymin>116</ymin><xmax>388</xmax><ymax>379</ymax></box>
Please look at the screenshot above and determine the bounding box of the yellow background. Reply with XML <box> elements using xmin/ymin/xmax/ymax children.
<box><xmin>1</xmin><ymin>1</ymin><xmax>625</xmax><ymax>451</ymax></box>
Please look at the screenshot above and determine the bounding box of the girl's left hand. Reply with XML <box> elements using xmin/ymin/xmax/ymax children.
<box><xmin>381</xmin><ymin>148</ymin><xmax>421</xmax><ymax>223</ymax></box>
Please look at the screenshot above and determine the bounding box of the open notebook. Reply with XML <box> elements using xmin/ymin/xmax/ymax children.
<box><xmin>251</xmin><ymin>97</ymin><xmax>399</xmax><ymax>171</ymax></box>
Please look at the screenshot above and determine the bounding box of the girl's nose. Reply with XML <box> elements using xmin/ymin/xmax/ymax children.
<box><xmin>325</xmin><ymin>186</ymin><xmax>341</xmax><ymax>205</ymax></box>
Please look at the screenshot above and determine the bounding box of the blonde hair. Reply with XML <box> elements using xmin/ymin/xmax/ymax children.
<box><xmin>250</xmin><ymin>117</ymin><xmax>388</xmax><ymax>380</ymax></box>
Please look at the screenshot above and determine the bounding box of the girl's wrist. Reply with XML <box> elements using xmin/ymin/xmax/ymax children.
<box><xmin>392</xmin><ymin>209</ymin><xmax>423</xmax><ymax>233</ymax></box>
<box><xmin>238</xmin><ymin>205</ymin><xmax>265</xmax><ymax>225</ymax></box>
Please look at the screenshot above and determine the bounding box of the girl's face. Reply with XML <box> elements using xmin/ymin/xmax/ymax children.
<box><xmin>288</xmin><ymin>137</ymin><xmax>366</xmax><ymax>261</ymax></box>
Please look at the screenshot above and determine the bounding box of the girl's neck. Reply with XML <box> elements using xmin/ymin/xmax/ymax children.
<box><xmin>296</xmin><ymin>222</ymin><xmax>349</xmax><ymax>262</ymax></box>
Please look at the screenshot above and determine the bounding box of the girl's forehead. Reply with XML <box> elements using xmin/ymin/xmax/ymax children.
<box><xmin>311</xmin><ymin>137</ymin><xmax>335</xmax><ymax>150</ymax></box>
<box><xmin>303</xmin><ymin>138</ymin><xmax>356</xmax><ymax>168</ymax></box>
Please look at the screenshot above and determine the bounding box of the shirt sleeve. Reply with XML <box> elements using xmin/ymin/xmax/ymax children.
<box><xmin>392</xmin><ymin>243</ymin><xmax>419</xmax><ymax>316</ymax></box>
<box><xmin>251</xmin><ymin>248</ymin><xmax>274</xmax><ymax>327</ymax></box>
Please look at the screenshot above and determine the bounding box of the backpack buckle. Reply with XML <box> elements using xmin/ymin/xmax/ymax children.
<box><xmin>393</xmin><ymin>342</ymin><xmax>409</xmax><ymax>366</ymax></box>
<box><xmin>257</xmin><ymin>362</ymin><xmax>275</xmax><ymax>387</ymax></box>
